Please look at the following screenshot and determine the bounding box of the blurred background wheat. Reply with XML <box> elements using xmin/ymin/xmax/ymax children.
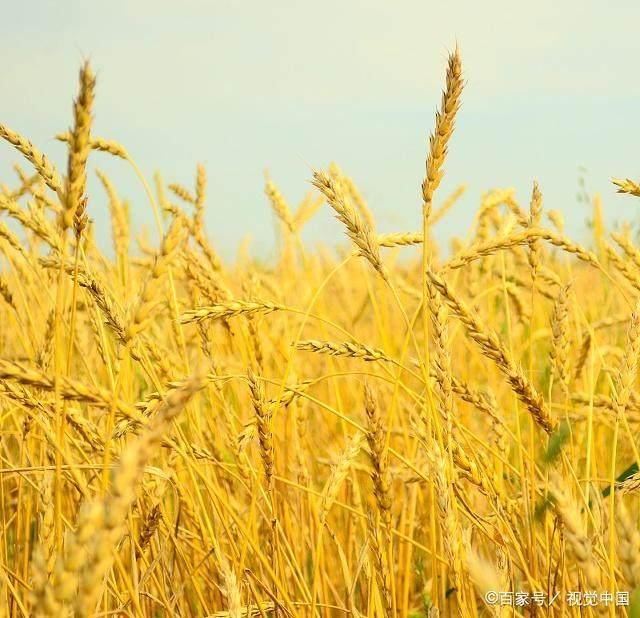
<box><xmin>0</xmin><ymin>47</ymin><xmax>639</xmax><ymax>618</ymax></box>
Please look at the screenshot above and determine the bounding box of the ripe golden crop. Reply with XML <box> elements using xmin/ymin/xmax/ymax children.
<box><xmin>0</xmin><ymin>50</ymin><xmax>638</xmax><ymax>617</ymax></box>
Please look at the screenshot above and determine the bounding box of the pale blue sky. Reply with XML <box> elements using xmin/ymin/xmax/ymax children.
<box><xmin>2</xmin><ymin>1</ymin><xmax>640</xmax><ymax>258</ymax></box>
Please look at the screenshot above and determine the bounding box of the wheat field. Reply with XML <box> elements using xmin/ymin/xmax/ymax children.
<box><xmin>0</xmin><ymin>50</ymin><xmax>639</xmax><ymax>617</ymax></box>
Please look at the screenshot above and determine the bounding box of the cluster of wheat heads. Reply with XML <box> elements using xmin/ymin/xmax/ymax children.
<box><xmin>0</xmin><ymin>51</ymin><xmax>640</xmax><ymax>617</ymax></box>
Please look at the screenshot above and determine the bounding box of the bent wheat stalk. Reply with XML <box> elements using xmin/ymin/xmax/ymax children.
<box><xmin>427</xmin><ymin>269</ymin><xmax>557</xmax><ymax>433</ymax></box>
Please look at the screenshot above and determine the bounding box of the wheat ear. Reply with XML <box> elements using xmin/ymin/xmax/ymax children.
<box><xmin>364</xmin><ymin>384</ymin><xmax>392</xmax><ymax>532</ymax></box>
<box><xmin>63</xmin><ymin>61</ymin><xmax>96</xmax><ymax>235</ymax></box>
<box><xmin>0</xmin><ymin>124</ymin><xmax>62</xmax><ymax>196</ymax></box>
<box><xmin>312</xmin><ymin>169</ymin><xmax>386</xmax><ymax>279</ymax></box>
<box><xmin>248</xmin><ymin>369</ymin><xmax>274</xmax><ymax>493</ymax></box>
<box><xmin>422</xmin><ymin>47</ymin><xmax>463</xmax><ymax>221</ymax></box>
<box><xmin>427</xmin><ymin>269</ymin><xmax>556</xmax><ymax>432</ymax></box>
<box><xmin>550</xmin><ymin>283</ymin><xmax>571</xmax><ymax>394</ymax></box>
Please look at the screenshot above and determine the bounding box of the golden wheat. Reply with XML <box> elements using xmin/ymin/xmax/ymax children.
<box><xmin>0</xmin><ymin>49</ymin><xmax>636</xmax><ymax>618</ymax></box>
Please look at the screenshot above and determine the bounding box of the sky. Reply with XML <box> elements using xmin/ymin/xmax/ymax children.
<box><xmin>2</xmin><ymin>1</ymin><xmax>640</xmax><ymax>259</ymax></box>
